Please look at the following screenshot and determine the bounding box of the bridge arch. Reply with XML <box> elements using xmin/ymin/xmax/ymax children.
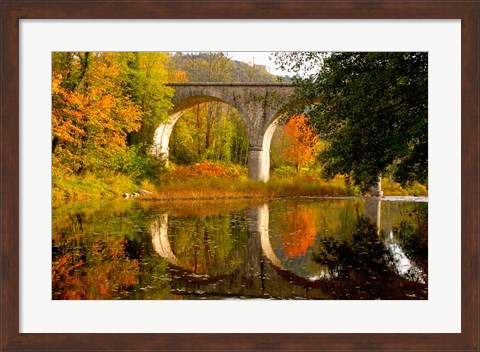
<box><xmin>168</xmin><ymin>88</ymin><xmax>247</xmax><ymax>117</ymax></box>
<box><xmin>149</xmin><ymin>204</ymin><xmax>341</xmax><ymax>291</ymax></box>
<box><xmin>151</xmin><ymin>83</ymin><xmax>295</xmax><ymax>182</ymax></box>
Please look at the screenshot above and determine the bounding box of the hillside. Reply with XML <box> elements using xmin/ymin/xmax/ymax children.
<box><xmin>169</xmin><ymin>52</ymin><xmax>291</xmax><ymax>83</ymax></box>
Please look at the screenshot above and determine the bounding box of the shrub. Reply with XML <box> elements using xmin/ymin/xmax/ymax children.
<box><xmin>406</xmin><ymin>182</ymin><xmax>428</xmax><ymax>196</ymax></box>
<box><xmin>164</xmin><ymin>161</ymin><xmax>247</xmax><ymax>180</ymax></box>
<box><xmin>381</xmin><ymin>179</ymin><xmax>408</xmax><ymax>196</ymax></box>
<box><xmin>381</xmin><ymin>179</ymin><xmax>428</xmax><ymax>196</ymax></box>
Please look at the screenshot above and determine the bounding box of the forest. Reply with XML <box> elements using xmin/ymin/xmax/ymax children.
<box><xmin>52</xmin><ymin>52</ymin><xmax>428</xmax><ymax>204</ymax></box>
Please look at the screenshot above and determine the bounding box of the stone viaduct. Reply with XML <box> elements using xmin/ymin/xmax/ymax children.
<box><xmin>151</xmin><ymin>82</ymin><xmax>382</xmax><ymax>195</ymax></box>
<box><xmin>151</xmin><ymin>82</ymin><xmax>296</xmax><ymax>182</ymax></box>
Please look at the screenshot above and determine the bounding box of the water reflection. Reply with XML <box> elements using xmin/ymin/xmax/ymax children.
<box><xmin>151</xmin><ymin>214</ymin><xmax>179</xmax><ymax>266</ymax></box>
<box><xmin>52</xmin><ymin>198</ymin><xmax>428</xmax><ymax>300</ymax></box>
<box><xmin>311</xmin><ymin>215</ymin><xmax>427</xmax><ymax>299</ymax></box>
<box><xmin>150</xmin><ymin>213</ymin><xmax>228</xmax><ymax>284</ymax></box>
<box><xmin>385</xmin><ymin>231</ymin><xmax>425</xmax><ymax>284</ymax></box>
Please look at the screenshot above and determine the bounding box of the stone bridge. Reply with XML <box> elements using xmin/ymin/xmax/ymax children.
<box><xmin>151</xmin><ymin>82</ymin><xmax>296</xmax><ymax>182</ymax></box>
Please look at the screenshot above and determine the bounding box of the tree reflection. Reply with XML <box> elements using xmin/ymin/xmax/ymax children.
<box><xmin>52</xmin><ymin>201</ymin><xmax>142</xmax><ymax>299</ymax></box>
<box><xmin>313</xmin><ymin>216</ymin><xmax>393</xmax><ymax>278</ymax></box>
<box><xmin>167</xmin><ymin>212</ymin><xmax>246</xmax><ymax>277</ymax></box>
<box><xmin>280</xmin><ymin>206</ymin><xmax>318</xmax><ymax>257</ymax></box>
<box><xmin>52</xmin><ymin>229</ymin><xmax>139</xmax><ymax>300</ymax></box>
<box><xmin>312</xmin><ymin>215</ymin><xmax>427</xmax><ymax>299</ymax></box>
<box><xmin>392</xmin><ymin>203</ymin><xmax>428</xmax><ymax>260</ymax></box>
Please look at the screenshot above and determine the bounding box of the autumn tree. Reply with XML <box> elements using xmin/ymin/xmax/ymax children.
<box><xmin>282</xmin><ymin>114</ymin><xmax>320</xmax><ymax>173</ymax></box>
<box><xmin>52</xmin><ymin>52</ymin><xmax>175</xmax><ymax>180</ymax></box>
<box><xmin>52</xmin><ymin>52</ymin><xmax>143</xmax><ymax>177</ymax></box>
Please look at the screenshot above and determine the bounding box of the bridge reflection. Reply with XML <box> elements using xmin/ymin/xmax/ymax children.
<box><xmin>149</xmin><ymin>199</ymin><xmax>425</xmax><ymax>299</ymax></box>
<box><xmin>150</xmin><ymin>214</ymin><xmax>228</xmax><ymax>285</ymax></box>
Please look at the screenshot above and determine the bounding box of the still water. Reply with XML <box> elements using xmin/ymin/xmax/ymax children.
<box><xmin>52</xmin><ymin>197</ymin><xmax>428</xmax><ymax>300</ymax></box>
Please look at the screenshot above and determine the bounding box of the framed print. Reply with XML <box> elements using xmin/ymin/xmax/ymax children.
<box><xmin>1</xmin><ymin>1</ymin><xmax>478</xmax><ymax>351</ymax></box>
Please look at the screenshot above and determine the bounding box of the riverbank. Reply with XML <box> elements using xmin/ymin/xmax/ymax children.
<box><xmin>52</xmin><ymin>173</ymin><xmax>137</xmax><ymax>206</ymax></box>
<box><xmin>142</xmin><ymin>177</ymin><xmax>352</xmax><ymax>200</ymax></box>
<box><xmin>52</xmin><ymin>172</ymin><xmax>427</xmax><ymax>206</ymax></box>
<box><xmin>52</xmin><ymin>174</ymin><xmax>352</xmax><ymax>206</ymax></box>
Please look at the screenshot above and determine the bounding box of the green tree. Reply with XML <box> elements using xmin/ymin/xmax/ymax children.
<box><xmin>169</xmin><ymin>110</ymin><xmax>201</xmax><ymax>165</ymax></box>
<box><xmin>168</xmin><ymin>52</ymin><xmax>252</xmax><ymax>166</ymax></box>
<box><xmin>274</xmin><ymin>52</ymin><xmax>428</xmax><ymax>190</ymax></box>
<box><xmin>119</xmin><ymin>52</ymin><xmax>174</xmax><ymax>144</ymax></box>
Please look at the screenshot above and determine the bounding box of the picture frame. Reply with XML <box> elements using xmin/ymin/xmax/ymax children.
<box><xmin>1</xmin><ymin>0</ymin><xmax>478</xmax><ymax>350</ymax></box>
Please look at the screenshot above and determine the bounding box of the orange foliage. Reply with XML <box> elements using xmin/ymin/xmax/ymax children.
<box><xmin>52</xmin><ymin>52</ymin><xmax>142</xmax><ymax>175</ymax></box>
<box><xmin>172</xmin><ymin>70</ymin><xmax>189</xmax><ymax>82</ymax></box>
<box><xmin>52</xmin><ymin>237</ymin><xmax>139</xmax><ymax>299</ymax></box>
<box><xmin>283</xmin><ymin>114</ymin><xmax>319</xmax><ymax>172</ymax></box>
<box><xmin>168</xmin><ymin>162</ymin><xmax>244</xmax><ymax>179</ymax></box>
<box><xmin>281</xmin><ymin>206</ymin><xmax>318</xmax><ymax>257</ymax></box>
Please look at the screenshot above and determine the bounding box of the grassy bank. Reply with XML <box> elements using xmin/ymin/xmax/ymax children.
<box><xmin>381</xmin><ymin>179</ymin><xmax>428</xmax><ymax>197</ymax></box>
<box><xmin>52</xmin><ymin>162</ymin><xmax>427</xmax><ymax>205</ymax></box>
<box><xmin>52</xmin><ymin>171</ymin><xmax>351</xmax><ymax>206</ymax></box>
<box><xmin>144</xmin><ymin>177</ymin><xmax>352</xmax><ymax>201</ymax></box>
<box><xmin>52</xmin><ymin>173</ymin><xmax>138</xmax><ymax>207</ymax></box>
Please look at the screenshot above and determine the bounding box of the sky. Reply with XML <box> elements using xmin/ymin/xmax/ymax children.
<box><xmin>226</xmin><ymin>51</ymin><xmax>289</xmax><ymax>76</ymax></box>
<box><xmin>227</xmin><ymin>51</ymin><xmax>321</xmax><ymax>77</ymax></box>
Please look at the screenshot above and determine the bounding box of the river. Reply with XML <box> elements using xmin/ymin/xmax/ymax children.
<box><xmin>52</xmin><ymin>197</ymin><xmax>428</xmax><ymax>300</ymax></box>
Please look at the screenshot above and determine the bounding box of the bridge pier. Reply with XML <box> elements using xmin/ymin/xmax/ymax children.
<box><xmin>151</xmin><ymin>112</ymin><xmax>182</xmax><ymax>165</ymax></box>
<box><xmin>248</xmin><ymin>147</ymin><xmax>270</xmax><ymax>182</ymax></box>
<box><xmin>369</xmin><ymin>177</ymin><xmax>383</xmax><ymax>197</ymax></box>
